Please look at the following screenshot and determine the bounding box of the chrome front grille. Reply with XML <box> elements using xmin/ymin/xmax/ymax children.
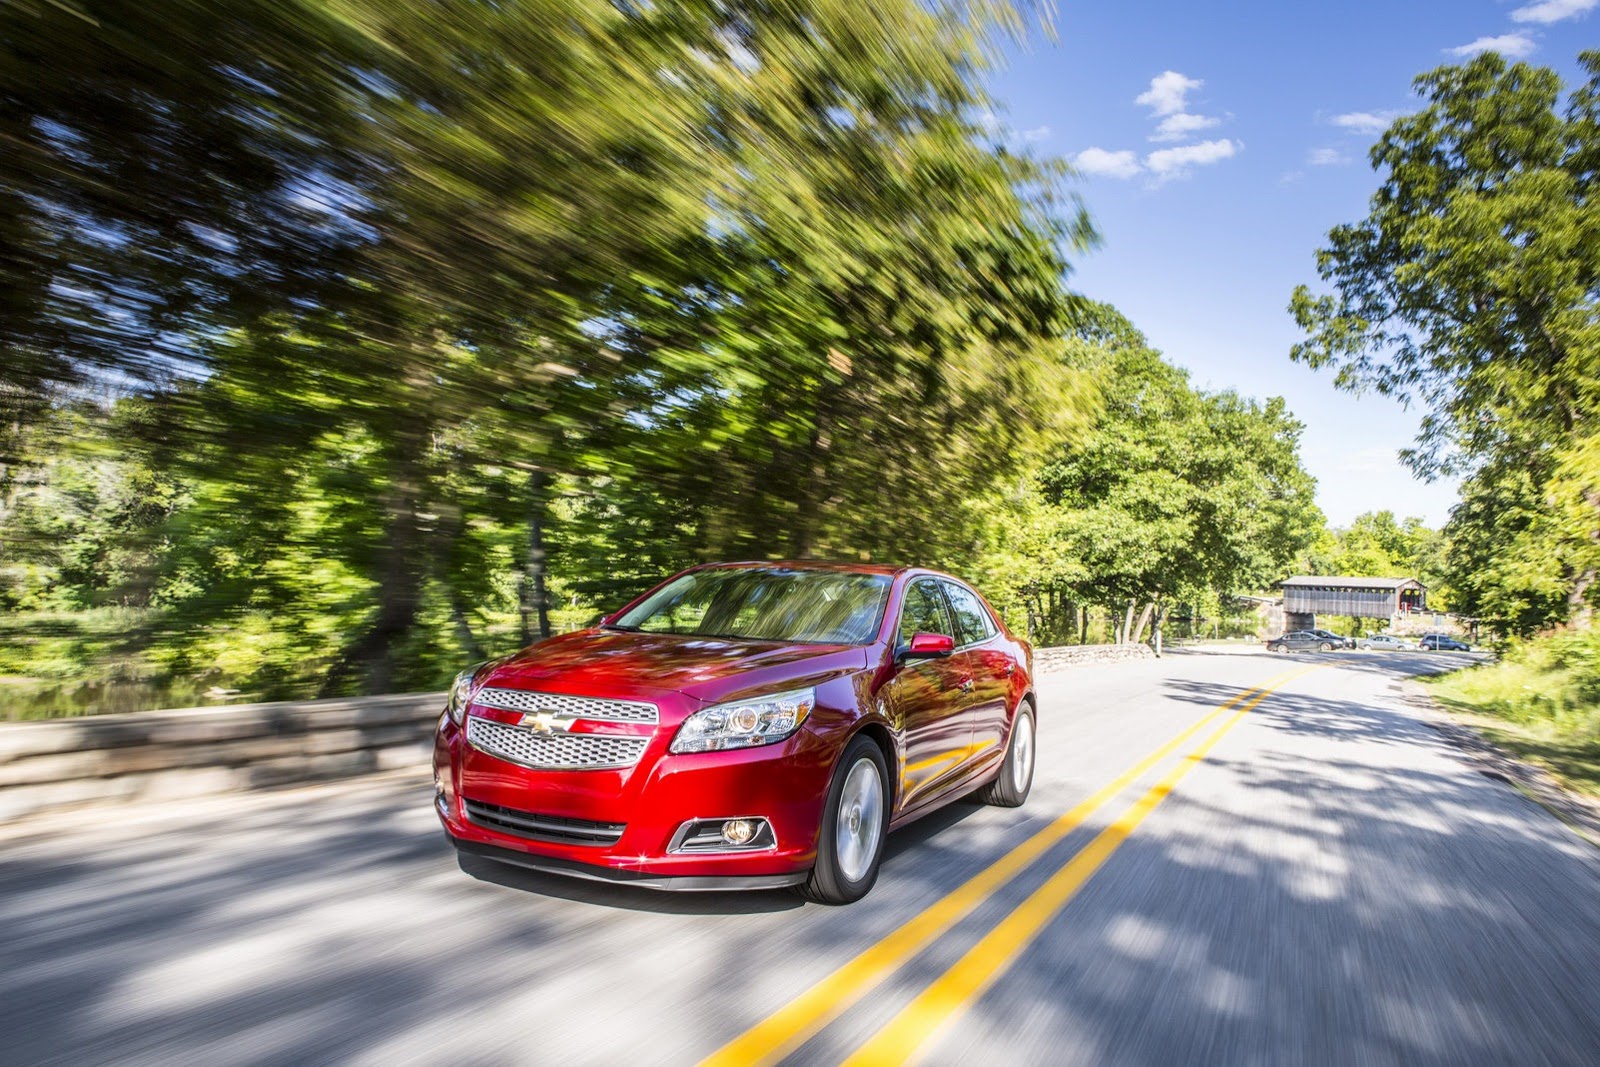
<box><xmin>463</xmin><ymin>798</ymin><xmax>625</xmax><ymax>846</ymax></box>
<box><xmin>467</xmin><ymin>716</ymin><xmax>649</xmax><ymax>771</ymax></box>
<box><xmin>472</xmin><ymin>688</ymin><xmax>658</xmax><ymax>724</ymax></box>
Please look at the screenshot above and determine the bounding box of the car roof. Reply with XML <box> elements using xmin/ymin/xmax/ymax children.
<box><xmin>694</xmin><ymin>559</ymin><xmax>910</xmax><ymax>577</ymax></box>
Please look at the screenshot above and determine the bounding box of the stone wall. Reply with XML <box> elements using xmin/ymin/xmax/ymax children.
<box><xmin>0</xmin><ymin>692</ymin><xmax>442</xmax><ymax>822</ymax></box>
<box><xmin>1033</xmin><ymin>643</ymin><xmax>1156</xmax><ymax>672</ymax></box>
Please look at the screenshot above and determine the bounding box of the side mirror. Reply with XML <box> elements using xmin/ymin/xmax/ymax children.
<box><xmin>904</xmin><ymin>632</ymin><xmax>955</xmax><ymax>657</ymax></box>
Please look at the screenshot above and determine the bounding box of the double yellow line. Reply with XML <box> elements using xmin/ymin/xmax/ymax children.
<box><xmin>701</xmin><ymin>664</ymin><xmax>1321</xmax><ymax>1067</ymax></box>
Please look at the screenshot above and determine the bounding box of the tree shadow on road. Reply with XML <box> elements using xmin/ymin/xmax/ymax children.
<box><xmin>860</xmin><ymin>681</ymin><xmax>1600</xmax><ymax>1066</ymax></box>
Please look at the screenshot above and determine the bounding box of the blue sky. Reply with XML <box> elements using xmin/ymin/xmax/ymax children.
<box><xmin>984</xmin><ymin>0</ymin><xmax>1598</xmax><ymax>527</ymax></box>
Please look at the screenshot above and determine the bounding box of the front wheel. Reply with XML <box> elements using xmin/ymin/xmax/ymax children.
<box><xmin>978</xmin><ymin>704</ymin><xmax>1035</xmax><ymax>807</ymax></box>
<box><xmin>1319</xmin><ymin>642</ymin><xmax>1332</xmax><ymax>652</ymax></box>
<box><xmin>798</xmin><ymin>736</ymin><xmax>888</xmax><ymax>905</ymax></box>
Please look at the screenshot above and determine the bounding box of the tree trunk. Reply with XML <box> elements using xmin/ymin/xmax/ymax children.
<box><xmin>1121</xmin><ymin>600</ymin><xmax>1137</xmax><ymax>645</ymax></box>
<box><xmin>519</xmin><ymin>469</ymin><xmax>551</xmax><ymax>644</ymax></box>
<box><xmin>790</xmin><ymin>380</ymin><xmax>836</xmax><ymax>558</ymax></box>
<box><xmin>1569</xmin><ymin>567</ymin><xmax>1596</xmax><ymax>631</ymax></box>
<box><xmin>1078</xmin><ymin>605</ymin><xmax>1087</xmax><ymax>645</ymax></box>
<box><xmin>1131</xmin><ymin>601</ymin><xmax>1156</xmax><ymax>644</ymax></box>
<box><xmin>320</xmin><ymin>435</ymin><xmax>429</xmax><ymax>697</ymax></box>
<box><xmin>451</xmin><ymin>590</ymin><xmax>486</xmax><ymax>660</ymax></box>
<box><xmin>1573</xmin><ymin>489</ymin><xmax>1600</xmax><ymax>631</ymax></box>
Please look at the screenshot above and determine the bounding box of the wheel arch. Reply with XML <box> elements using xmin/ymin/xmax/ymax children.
<box><xmin>850</xmin><ymin>720</ymin><xmax>898</xmax><ymax>813</ymax></box>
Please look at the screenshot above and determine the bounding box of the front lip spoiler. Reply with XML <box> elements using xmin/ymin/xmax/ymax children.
<box><xmin>449</xmin><ymin>836</ymin><xmax>807</xmax><ymax>892</ymax></box>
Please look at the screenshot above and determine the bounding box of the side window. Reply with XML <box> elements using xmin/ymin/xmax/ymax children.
<box><xmin>941</xmin><ymin>581</ymin><xmax>996</xmax><ymax>646</ymax></box>
<box><xmin>897</xmin><ymin>579</ymin><xmax>955</xmax><ymax>645</ymax></box>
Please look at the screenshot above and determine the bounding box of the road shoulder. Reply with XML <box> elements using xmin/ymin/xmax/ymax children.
<box><xmin>1402</xmin><ymin>678</ymin><xmax>1600</xmax><ymax>848</ymax></box>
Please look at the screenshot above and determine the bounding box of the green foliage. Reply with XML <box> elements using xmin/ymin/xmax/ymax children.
<box><xmin>1305</xmin><ymin>510</ymin><xmax>1447</xmax><ymax>606</ymax></box>
<box><xmin>1430</xmin><ymin>633</ymin><xmax>1600</xmax><ymax>797</ymax></box>
<box><xmin>981</xmin><ymin>304</ymin><xmax>1324</xmax><ymax>643</ymax></box>
<box><xmin>1291</xmin><ymin>50</ymin><xmax>1600</xmax><ymax>634</ymax></box>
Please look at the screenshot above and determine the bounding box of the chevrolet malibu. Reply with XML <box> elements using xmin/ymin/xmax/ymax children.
<box><xmin>433</xmin><ymin>561</ymin><xmax>1036</xmax><ymax>904</ymax></box>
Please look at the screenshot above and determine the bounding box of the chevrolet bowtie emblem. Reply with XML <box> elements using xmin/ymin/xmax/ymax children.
<box><xmin>520</xmin><ymin>710</ymin><xmax>572</xmax><ymax>735</ymax></box>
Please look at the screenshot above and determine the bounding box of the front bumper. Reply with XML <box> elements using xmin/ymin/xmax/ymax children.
<box><xmin>449</xmin><ymin>835</ymin><xmax>806</xmax><ymax>891</ymax></box>
<box><xmin>433</xmin><ymin>705</ymin><xmax>840</xmax><ymax>886</ymax></box>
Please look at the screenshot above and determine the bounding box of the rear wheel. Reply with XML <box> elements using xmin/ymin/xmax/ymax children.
<box><xmin>978</xmin><ymin>704</ymin><xmax>1035</xmax><ymax>807</ymax></box>
<box><xmin>798</xmin><ymin>736</ymin><xmax>888</xmax><ymax>905</ymax></box>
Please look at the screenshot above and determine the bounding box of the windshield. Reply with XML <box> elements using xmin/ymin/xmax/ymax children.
<box><xmin>612</xmin><ymin>567</ymin><xmax>891</xmax><ymax>644</ymax></box>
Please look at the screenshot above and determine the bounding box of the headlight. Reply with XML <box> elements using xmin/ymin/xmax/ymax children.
<box><xmin>670</xmin><ymin>687</ymin><xmax>816</xmax><ymax>754</ymax></box>
<box><xmin>445</xmin><ymin>665</ymin><xmax>485</xmax><ymax>725</ymax></box>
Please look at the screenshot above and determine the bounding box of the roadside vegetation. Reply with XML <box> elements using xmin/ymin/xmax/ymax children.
<box><xmin>1427</xmin><ymin>637</ymin><xmax>1600</xmax><ymax>798</ymax></box>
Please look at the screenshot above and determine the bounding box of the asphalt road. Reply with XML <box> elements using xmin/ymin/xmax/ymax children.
<box><xmin>4</xmin><ymin>650</ymin><xmax>1599</xmax><ymax>1066</ymax></box>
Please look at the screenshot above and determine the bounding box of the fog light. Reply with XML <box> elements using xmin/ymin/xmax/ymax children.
<box><xmin>721</xmin><ymin>819</ymin><xmax>757</xmax><ymax>845</ymax></box>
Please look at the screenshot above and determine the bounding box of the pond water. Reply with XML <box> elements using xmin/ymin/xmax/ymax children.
<box><xmin>0</xmin><ymin>678</ymin><xmax>260</xmax><ymax>721</ymax></box>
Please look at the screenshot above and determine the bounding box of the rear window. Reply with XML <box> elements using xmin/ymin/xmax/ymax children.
<box><xmin>941</xmin><ymin>581</ymin><xmax>997</xmax><ymax>646</ymax></box>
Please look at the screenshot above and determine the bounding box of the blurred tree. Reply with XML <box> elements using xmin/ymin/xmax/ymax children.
<box><xmin>1</xmin><ymin>0</ymin><xmax>1102</xmax><ymax>702</ymax></box>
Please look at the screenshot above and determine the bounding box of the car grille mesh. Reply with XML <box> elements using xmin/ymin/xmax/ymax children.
<box><xmin>463</xmin><ymin>798</ymin><xmax>625</xmax><ymax>846</ymax></box>
<box><xmin>472</xmin><ymin>688</ymin><xmax>658</xmax><ymax>723</ymax></box>
<box><xmin>467</xmin><ymin>716</ymin><xmax>649</xmax><ymax>770</ymax></box>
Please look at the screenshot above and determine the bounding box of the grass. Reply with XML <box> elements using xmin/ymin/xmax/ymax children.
<box><xmin>1427</xmin><ymin>641</ymin><xmax>1600</xmax><ymax>800</ymax></box>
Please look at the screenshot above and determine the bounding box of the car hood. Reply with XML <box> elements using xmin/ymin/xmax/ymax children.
<box><xmin>478</xmin><ymin>628</ymin><xmax>870</xmax><ymax>706</ymax></box>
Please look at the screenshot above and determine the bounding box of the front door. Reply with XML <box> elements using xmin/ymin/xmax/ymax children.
<box><xmin>940</xmin><ymin>579</ymin><xmax>1010</xmax><ymax>771</ymax></box>
<box><xmin>887</xmin><ymin>577</ymin><xmax>972</xmax><ymax>810</ymax></box>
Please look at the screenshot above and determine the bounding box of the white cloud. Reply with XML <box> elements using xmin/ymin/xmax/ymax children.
<box><xmin>1331</xmin><ymin>110</ymin><xmax>1399</xmax><ymax>135</ymax></box>
<box><xmin>1144</xmin><ymin>138</ymin><xmax>1238</xmax><ymax>178</ymax></box>
<box><xmin>1073</xmin><ymin>147</ymin><xmax>1142</xmax><ymax>179</ymax></box>
<box><xmin>1447</xmin><ymin>32</ymin><xmax>1537</xmax><ymax>58</ymax></box>
<box><xmin>1151</xmin><ymin>112</ymin><xmax>1221</xmax><ymax>142</ymax></box>
<box><xmin>1307</xmin><ymin>147</ymin><xmax>1350</xmax><ymax>166</ymax></box>
<box><xmin>1020</xmin><ymin>125</ymin><xmax>1052</xmax><ymax>144</ymax></box>
<box><xmin>1135</xmin><ymin>71</ymin><xmax>1203</xmax><ymax>116</ymax></box>
<box><xmin>1511</xmin><ymin>0</ymin><xmax>1597</xmax><ymax>24</ymax></box>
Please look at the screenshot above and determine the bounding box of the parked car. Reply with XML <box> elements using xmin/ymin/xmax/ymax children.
<box><xmin>1359</xmin><ymin>633</ymin><xmax>1414</xmax><ymax>651</ymax></box>
<box><xmin>1310</xmin><ymin>628</ymin><xmax>1357</xmax><ymax>650</ymax></box>
<box><xmin>1420</xmin><ymin>633</ymin><xmax>1471</xmax><ymax>651</ymax></box>
<box><xmin>1267</xmin><ymin>630</ymin><xmax>1341</xmax><ymax>652</ymax></box>
<box><xmin>433</xmin><ymin>561</ymin><xmax>1036</xmax><ymax>904</ymax></box>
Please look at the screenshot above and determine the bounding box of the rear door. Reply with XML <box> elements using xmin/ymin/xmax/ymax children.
<box><xmin>885</xmin><ymin>578</ymin><xmax>970</xmax><ymax>809</ymax></box>
<box><xmin>940</xmin><ymin>579</ymin><xmax>1011</xmax><ymax>771</ymax></box>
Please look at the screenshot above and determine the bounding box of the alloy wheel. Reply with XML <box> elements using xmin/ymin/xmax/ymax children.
<box><xmin>834</xmin><ymin>757</ymin><xmax>884</xmax><ymax>883</ymax></box>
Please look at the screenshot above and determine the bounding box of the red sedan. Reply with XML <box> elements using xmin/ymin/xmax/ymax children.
<box><xmin>433</xmin><ymin>561</ymin><xmax>1036</xmax><ymax>904</ymax></box>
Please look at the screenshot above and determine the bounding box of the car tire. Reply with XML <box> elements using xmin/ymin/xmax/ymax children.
<box><xmin>1270</xmin><ymin>643</ymin><xmax>1284</xmax><ymax>653</ymax></box>
<box><xmin>977</xmin><ymin>703</ymin><xmax>1035</xmax><ymax>808</ymax></box>
<box><xmin>798</xmin><ymin>735</ymin><xmax>889</xmax><ymax>906</ymax></box>
<box><xmin>1319</xmin><ymin>642</ymin><xmax>1332</xmax><ymax>652</ymax></box>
